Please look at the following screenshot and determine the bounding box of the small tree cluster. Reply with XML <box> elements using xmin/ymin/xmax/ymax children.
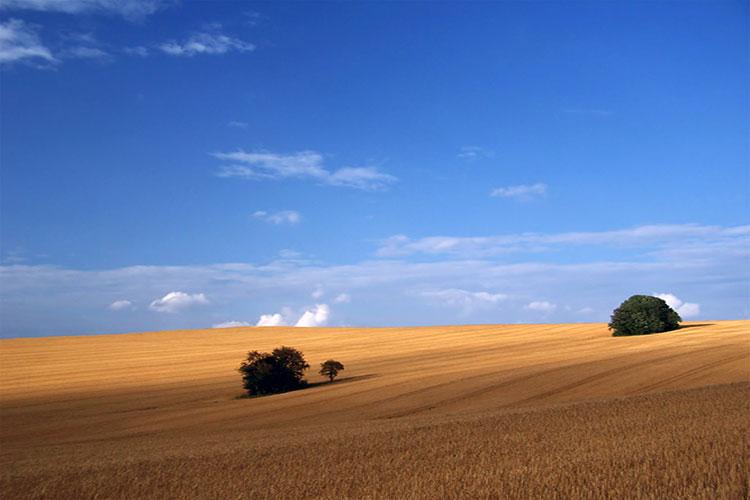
<box><xmin>319</xmin><ymin>359</ymin><xmax>345</xmax><ymax>382</ymax></box>
<box><xmin>239</xmin><ymin>346</ymin><xmax>310</xmax><ymax>396</ymax></box>
<box><xmin>239</xmin><ymin>347</ymin><xmax>345</xmax><ymax>396</ymax></box>
<box><xmin>609</xmin><ymin>295</ymin><xmax>681</xmax><ymax>337</ymax></box>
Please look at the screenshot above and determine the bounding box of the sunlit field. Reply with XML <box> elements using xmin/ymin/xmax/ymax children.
<box><xmin>1</xmin><ymin>321</ymin><xmax>748</xmax><ymax>498</ymax></box>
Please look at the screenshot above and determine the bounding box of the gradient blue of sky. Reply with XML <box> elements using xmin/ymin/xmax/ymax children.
<box><xmin>1</xmin><ymin>1</ymin><xmax>748</xmax><ymax>337</ymax></box>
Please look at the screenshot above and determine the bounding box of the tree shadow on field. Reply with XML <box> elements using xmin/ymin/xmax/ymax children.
<box><xmin>677</xmin><ymin>323</ymin><xmax>715</xmax><ymax>331</ymax></box>
<box><xmin>307</xmin><ymin>373</ymin><xmax>378</xmax><ymax>389</ymax></box>
<box><xmin>235</xmin><ymin>374</ymin><xmax>378</xmax><ymax>399</ymax></box>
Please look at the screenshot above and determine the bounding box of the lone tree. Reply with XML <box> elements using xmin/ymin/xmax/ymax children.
<box><xmin>319</xmin><ymin>359</ymin><xmax>344</xmax><ymax>382</ymax></box>
<box><xmin>609</xmin><ymin>295</ymin><xmax>681</xmax><ymax>337</ymax></box>
<box><xmin>239</xmin><ymin>346</ymin><xmax>309</xmax><ymax>396</ymax></box>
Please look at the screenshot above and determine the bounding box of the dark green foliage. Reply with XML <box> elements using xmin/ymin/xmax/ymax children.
<box><xmin>239</xmin><ymin>346</ymin><xmax>309</xmax><ymax>396</ymax></box>
<box><xmin>319</xmin><ymin>359</ymin><xmax>345</xmax><ymax>382</ymax></box>
<box><xmin>609</xmin><ymin>295</ymin><xmax>682</xmax><ymax>336</ymax></box>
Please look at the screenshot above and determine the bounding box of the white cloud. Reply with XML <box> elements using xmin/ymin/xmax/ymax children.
<box><xmin>458</xmin><ymin>146</ymin><xmax>494</xmax><ymax>160</ymax></box>
<box><xmin>214</xmin><ymin>150</ymin><xmax>328</xmax><ymax>180</ymax></box>
<box><xmin>0</xmin><ymin>0</ymin><xmax>167</xmax><ymax>19</ymax></box>
<box><xmin>228</xmin><ymin>121</ymin><xmax>248</xmax><ymax>128</ymax></box>
<box><xmin>334</xmin><ymin>293</ymin><xmax>351</xmax><ymax>304</ymax></box>
<box><xmin>252</xmin><ymin>210</ymin><xmax>301</xmax><ymax>225</ymax></box>
<box><xmin>212</xmin><ymin>320</ymin><xmax>250</xmax><ymax>328</ymax></box>
<box><xmin>295</xmin><ymin>304</ymin><xmax>330</xmax><ymax>327</ymax></box>
<box><xmin>377</xmin><ymin>224</ymin><xmax>750</xmax><ymax>259</ymax></box>
<box><xmin>311</xmin><ymin>287</ymin><xmax>325</xmax><ymax>299</ymax></box>
<box><xmin>526</xmin><ymin>301</ymin><xmax>557</xmax><ymax>313</ymax></box>
<box><xmin>654</xmin><ymin>293</ymin><xmax>701</xmax><ymax>319</ymax></box>
<box><xmin>0</xmin><ymin>19</ymin><xmax>55</xmax><ymax>65</ymax></box>
<box><xmin>149</xmin><ymin>291</ymin><xmax>208</xmax><ymax>313</ymax></box>
<box><xmin>421</xmin><ymin>288</ymin><xmax>507</xmax><ymax>313</ymax></box>
<box><xmin>491</xmin><ymin>183</ymin><xmax>547</xmax><ymax>200</ymax></box>
<box><xmin>256</xmin><ymin>313</ymin><xmax>285</xmax><ymax>327</ymax></box>
<box><xmin>327</xmin><ymin>167</ymin><xmax>397</xmax><ymax>190</ymax></box>
<box><xmin>108</xmin><ymin>299</ymin><xmax>133</xmax><ymax>311</ymax></box>
<box><xmin>159</xmin><ymin>31</ymin><xmax>254</xmax><ymax>57</ymax></box>
<box><xmin>0</xmin><ymin>223</ymin><xmax>746</xmax><ymax>337</ymax></box>
<box><xmin>213</xmin><ymin>150</ymin><xmax>397</xmax><ymax>190</ymax></box>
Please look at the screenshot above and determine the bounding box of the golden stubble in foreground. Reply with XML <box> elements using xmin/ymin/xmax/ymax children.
<box><xmin>1</xmin><ymin>321</ymin><xmax>748</xmax><ymax>498</ymax></box>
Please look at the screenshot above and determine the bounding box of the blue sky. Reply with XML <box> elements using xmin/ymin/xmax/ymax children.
<box><xmin>1</xmin><ymin>0</ymin><xmax>748</xmax><ymax>337</ymax></box>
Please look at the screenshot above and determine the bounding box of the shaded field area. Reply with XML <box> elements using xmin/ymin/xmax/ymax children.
<box><xmin>1</xmin><ymin>321</ymin><xmax>748</xmax><ymax>498</ymax></box>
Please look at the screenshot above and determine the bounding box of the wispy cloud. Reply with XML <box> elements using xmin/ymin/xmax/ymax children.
<box><xmin>0</xmin><ymin>19</ymin><xmax>55</xmax><ymax>65</ymax></box>
<box><xmin>377</xmin><ymin>224</ymin><xmax>750</xmax><ymax>259</ymax></box>
<box><xmin>420</xmin><ymin>288</ymin><xmax>508</xmax><ymax>314</ymax></box>
<box><xmin>61</xmin><ymin>45</ymin><xmax>110</xmax><ymax>60</ymax></box>
<box><xmin>1</xmin><ymin>0</ymin><xmax>169</xmax><ymax>19</ymax></box>
<box><xmin>525</xmin><ymin>301</ymin><xmax>557</xmax><ymax>313</ymax></box>
<box><xmin>227</xmin><ymin>120</ymin><xmax>248</xmax><ymax>129</ymax></box>
<box><xmin>108</xmin><ymin>299</ymin><xmax>133</xmax><ymax>311</ymax></box>
<box><xmin>159</xmin><ymin>31</ymin><xmax>255</xmax><ymax>57</ymax></box>
<box><xmin>334</xmin><ymin>293</ymin><xmax>351</xmax><ymax>304</ymax></box>
<box><xmin>458</xmin><ymin>146</ymin><xmax>494</xmax><ymax>160</ymax></box>
<box><xmin>149</xmin><ymin>291</ymin><xmax>208</xmax><ymax>313</ymax></box>
<box><xmin>252</xmin><ymin>210</ymin><xmax>301</xmax><ymax>225</ymax></box>
<box><xmin>490</xmin><ymin>183</ymin><xmax>547</xmax><ymax>201</ymax></box>
<box><xmin>214</xmin><ymin>150</ymin><xmax>397</xmax><ymax>190</ymax></box>
<box><xmin>327</xmin><ymin>167</ymin><xmax>397</xmax><ymax>190</ymax></box>
<box><xmin>212</xmin><ymin>320</ymin><xmax>250</xmax><ymax>328</ymax></box>
<box><xmin>123</xmin><ymin>45</ymin><xmax>149</xmax><ymax>57</ymax></box>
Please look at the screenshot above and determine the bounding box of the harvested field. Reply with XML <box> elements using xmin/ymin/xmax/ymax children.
<box><xmin>1</xmin><ymin>320</ymin><xmax>748</xmax><ymax>498</ymax></box>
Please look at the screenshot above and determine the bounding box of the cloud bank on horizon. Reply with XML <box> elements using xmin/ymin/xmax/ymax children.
<box><xmin>2</xmin><ymin>223</ymin><xmax>747</xmax><ymax>337</ymax></box>
<box><xmin>0</xmin><ymin>1</ymin><xmax>747</xmax><ymax>337</ymax></box>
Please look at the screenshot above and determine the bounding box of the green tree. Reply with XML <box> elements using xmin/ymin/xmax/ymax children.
<box><xmin>319</xmin><ymin>359</ymin><xmax>345</xmax><ymax>382</ymax></box>
<box><xmin>239</xmin><ymin>346</ymin><xmax>309</xmax><ymax>396</ymax></box>
<box><xmin>609</xmin><ymin>295</ymin><xmax>682</xmax><ymax>336</ymax></box>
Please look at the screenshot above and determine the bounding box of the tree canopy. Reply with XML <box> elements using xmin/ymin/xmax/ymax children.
<box><xmin>609</xmin><ymin>295</ymin><xmax>681</xmax><ymax>336</ymax></box>
<box><xmin>239</xmin><ymin>346</ymin><xmax>309</xmax><ymax>396</ymax></box>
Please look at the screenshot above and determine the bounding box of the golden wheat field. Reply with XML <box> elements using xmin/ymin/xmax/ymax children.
<box><xmin>1</xmin><ymin>320</ymin><xmax>748</xmax><ymax>499</ymax></box>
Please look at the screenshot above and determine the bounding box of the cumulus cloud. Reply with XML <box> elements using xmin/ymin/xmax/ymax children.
<box><xmin>311</xmin><ymin>287</ymin><xmax>325</xmax><ymax>299</ymax></box>
<box><xmin>295</xmin><ymin>304</ymin><xmax>330</xmax><ymax>327</ymax></box>
<box><xmin>252</xmin><ymin>210</ymin><xmax>301</xmax><ymax>225</ymax></box>
<box><xmin>108</xmin><ymin>299</ymin><xmax>133</xmax><ymax>311</ymax></box>
<box><xmin>654</xmin><ymin>293</ymin><xmax>701</xmax><ymax>319</ymax></box>
<box><xmin>525</xmin><ymin>301</ymin><xmax>557</xmax><ymax>313</ymax></box>
<box><xmin>0</xmin><ymin>19</ymin><xmax>55</xmax><ymax>65</ymax></box>
<box><xmin>0</xmin><ymin>0</ymin><xmax>167</xmax><ymax>19</ymax></box>
<box><xmin>213</xmin><ymin>150</ymin><xmax>397</xmax><ymax>190</ymax></box>
<box><xmin>149</xmin><ymin>291</ymin><xmax>208</xmax><ymax>313</ymax></box>
<box><xmin>334</xmin><ymin>293</ymin><xmax>351</xmax><ymax>304</ymax></box>
<box><xmin>491</xmin><ymin>183</ymin><xmax>547</xmax><ymax>200</ymax></box>
<box><xmin>159</xmin><ymin>31</ymin><xmax>254</xmax><ymax>57</ymax></box>
<box><xmin>457</xmin><ymin>146</ymin><xmax>494</xmax><ymax>160</ymax></box>
<box><xmin>212</xmin><ymin>320</ymin><xmax>250</xmax><ymax>328</ymax></box>
<box><xmin>256</xmin><ymin>313</ymin><xmax>285</xmax><ymax>327</ymax></box>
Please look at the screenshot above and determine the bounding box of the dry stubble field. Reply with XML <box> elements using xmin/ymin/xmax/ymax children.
<box><xmin>1</xmin><ymin>320</ymin><xmax>748</xmax><ymax>498</ymax></box>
